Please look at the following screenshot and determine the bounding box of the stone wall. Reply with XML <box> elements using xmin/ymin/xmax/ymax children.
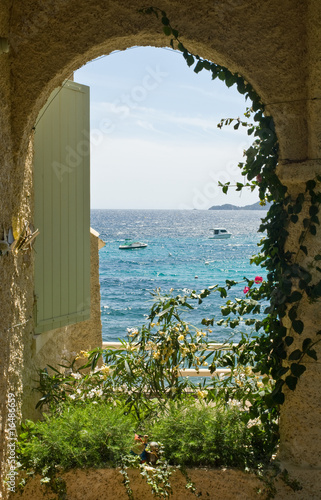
<box><xmin>9</xmin><ymin>467</ymin><xmax>321</xmax><ymax>499</ymax></box>
<box><xmin>1</xmin><ymin>0</ymin><xmax>321</xmax><ymax>498</ymax></box>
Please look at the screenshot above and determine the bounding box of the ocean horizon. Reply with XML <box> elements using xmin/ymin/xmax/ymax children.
<box><xmin>90</xmin><ymin>209</ymin><xmax>267</xmax><ymax>344</ymax></box>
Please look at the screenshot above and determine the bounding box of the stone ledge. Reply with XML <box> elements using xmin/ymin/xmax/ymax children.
<box><xmin>276</xmin><ymin>160</ymin><xmax>321</xmax><ymax>184</ymax></box>
<box><xmin>7</xmin><ymin>466</ymin><xmax>321</xmax><ymax>500</ymax></box>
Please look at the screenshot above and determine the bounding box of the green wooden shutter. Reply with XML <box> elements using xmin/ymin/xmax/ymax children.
<box><xmin>33</xmin><ymin>81</ymin><xmax>90</xmax><ymax>334</ymax></box>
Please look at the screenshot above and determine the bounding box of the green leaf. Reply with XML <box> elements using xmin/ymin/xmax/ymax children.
<box><xmin>186</xmin><ymin>54</ymin><xmax>195</xmax><ymax>67</ymax></box>
<box><xmin>194</xmin><ymin>60</ymin><xmax>204</xmax><ymax>74</ymax></box>
<box><xmin>306</xmin><ymin>179</ymin><xmax>316</xmax><ymax>191</ymax></box>
<box><xmin>307</xmin><ymin>348</ymin><xmax>317</xmax><ymax>360</ymax></box>
<box><xmin>300</xmin><ymin>245</ymin><xmax>308</xmax><ymax>255</ymax></box>
<box><xmin>285</xmin><ymin>375</ymin><xmax>298</xmax><ymax>390</ymax></box>
<box><xmin>285</xmin><ymin>336</ymin><xmax>294</xmax><ymax>346</ymax></box>
<box><xmin>288</xmin><ymin>349</ymin><xmax>302</xmax><ymax>360</ymax></box>
<box><xmin>310</xmin><ymin>225</ymin><xmax>317</xmax><ymax>235</ymax></box>
<box><xmin>315</xmin><ymin>255</ymin><xmax>321</xmax><ymax>261</ymax></box>
<box><xmin>163</xmin><ymin>26</ymin><xmax>172</xmax><ymax>36</ymax></box>
<box><xmin>277</xmin><ymin>366</ymin><xmax>290</xmax><ymax>376</ymax></box>
<box><xmin>293</xmin><ymin>203</ymin><xmax>302</xmax><ymax>214</ymax></box>
<box><xmin>288</xmin><ymin>307</ymin><xmax>297</xmax><ymax>321</ymax></box>
<box><xmin>272</xmin><ymin>391</ymin><xmax>285</xmax><ymax>405</ymax></box>
<box><xmin>290</xmin><ymin>214</ymin><xmax>298</xmax><ymax>223</ymax></box>
<box><xmin>309</xmin><ymin>205</ymin><xmax>319</xmax><ymax>216</ymax></box>
<box><xmin>290</xmin><ymin>363</ymin><xmax>306</xmax><ymax>377</ymax></box>
<box><xmin>302</xmin><ymin>338</ymin><xmax>312</xmax><ymax>350</ymax></box>
<box><xmin>288</xmin><ymin>291</ymin><xmax>302</xmax><ymax>303</ymax></box>
<box><xmin>292</xmin><ymin>320</ymin><xmax>304</xmax><ymax>334</ymax></box>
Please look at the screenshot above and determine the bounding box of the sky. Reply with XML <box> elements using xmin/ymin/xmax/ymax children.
<box><xmin>74</xmin><ymin>46</ymin><xmax>259</xmax><ymax>210</ymax></box>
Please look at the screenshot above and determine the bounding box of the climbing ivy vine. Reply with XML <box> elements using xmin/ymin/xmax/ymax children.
<box><xmin>139</xmin><ymin>7</ymin><xmax>321</xmax><ymax>408</ymax></box>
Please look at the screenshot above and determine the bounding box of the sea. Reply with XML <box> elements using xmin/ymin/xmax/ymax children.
<box><xmin>90</xmin><ymin>210</ymin><xmax>268</xmax><ymax>344</ymax></box>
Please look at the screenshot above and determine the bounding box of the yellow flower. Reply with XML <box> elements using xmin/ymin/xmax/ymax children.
<box><xmin>178</xmin><ymin>334</ymin><xmax>185</xmax><ymax>341</ymax></box>
<box><xmin>189</xmin><ymin>343</ymin><xmax>197</xmax><ymax>353</ymax></box>
<box><xmin>196</xmin><ymin>389</ymin><xmax>208</xmax><ymax>399</ymax></box>
<box><xmin>203</xmin><ymin>362</ymin><xmax>208</xmax><ymax>366</ymax></box>
<box><xmin>76</xmin><ymin>350</ymin><xmax>89</xmax><ymax>359</ymax></box>
<box><xmin>244</xmin><ymin>366</ymin><xmax>253</xmax><ymax>376</ymax></box>
<box><xmin>153</xmin><ymin>351</ymin><xmax>160</xmax><ymax>360</ymax></box>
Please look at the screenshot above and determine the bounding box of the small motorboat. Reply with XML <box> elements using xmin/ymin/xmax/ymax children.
<box><xmin>119</xmin><ymin>239</ymin><xmax>148</xmax><ymax>250</ymax></box>
<box><xmin>209</xmin><ymin>228</ymin><xmax>232</xmax><ymax>239</ymax></box>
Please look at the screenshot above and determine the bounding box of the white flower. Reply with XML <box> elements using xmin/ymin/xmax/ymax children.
<box><xmin>71</xmin><ymin>372</ymin><xmax>82</xmax><ymax>380</ymax></box>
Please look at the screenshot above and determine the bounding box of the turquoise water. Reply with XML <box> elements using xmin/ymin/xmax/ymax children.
<box><xmin>90</xmin><ymin>210</ymin><xmax>267</xmax><ymax>343</ymax></box>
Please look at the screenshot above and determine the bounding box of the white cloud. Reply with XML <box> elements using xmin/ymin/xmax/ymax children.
<box><xmin>90</xmin><ymin>137</ymin><xmax>257</xmax><ymax>209</ymax></box>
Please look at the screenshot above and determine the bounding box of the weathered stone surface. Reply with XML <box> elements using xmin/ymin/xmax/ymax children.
<box><xmin>1</xmin><ymin>0</ymin><xmax>321</xmax><ymax>498</ymax></box>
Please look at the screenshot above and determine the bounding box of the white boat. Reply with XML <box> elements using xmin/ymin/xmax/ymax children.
<box><xmin>119</xmin><ymin>240</ymin><xmax>148</xmax><ymax>250</ymax></box>
<box><xmin>209</xmin><ymin>228</ymin><xmax>232</xmax><ymax>239</ymax></box>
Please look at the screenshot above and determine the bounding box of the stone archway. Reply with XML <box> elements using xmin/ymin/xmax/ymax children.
<box><xmin>1</xmin><ymin>0</ymin><xmax>321</xmax><ymax>498</ymax></box>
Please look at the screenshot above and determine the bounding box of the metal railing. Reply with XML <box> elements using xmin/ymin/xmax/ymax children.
<box><xmin>102</xmin><ymin>341</ymin><xmax>234</xmax><ymax>377</ymax></box>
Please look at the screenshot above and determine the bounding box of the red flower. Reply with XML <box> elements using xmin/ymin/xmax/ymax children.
<box><xmin>254</xmin><ymin>276</ymin><xmax>263</xmax><ymax>284</ymax></box>
<box><xmin>256</xmin><ymin>174</ymin><xmax>263</xmax><ymax>183</ymax></box>
<box><xmin>243</xmin><ymin>286</ymin><xmax>250</xmax><ymax>294</ymax></box>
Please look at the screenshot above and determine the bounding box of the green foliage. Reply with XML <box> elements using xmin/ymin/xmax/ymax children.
<box><xmin>146</xmin><ymin>401</ymin><xmax>274</xmax><ymax>469</ymax></box>
<box><xmin>18</xmin><ymin>403</ymin><xmax>135</xmax><ymax>471</ymax></box>
<box><xmin>17</xmin><ymin>403</ymin><xmax>135</xmax><ymax>498</ymax></box>
<box><xmin>138</xmin><ymin>6</ymin><xmax>321</xmax><ymax>408</ymax></box>
<box><xmin>35</xmin><ymin>289</ymin><xmax>215</xmax><ymax>420</ymax></box>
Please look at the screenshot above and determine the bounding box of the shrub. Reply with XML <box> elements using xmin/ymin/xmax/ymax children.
<box><xmin>145</xmin><ymin>401</ymin><xmax>272</xmax><ymax>469</ymax></box>
<box><xmin>18</xmin><ymin>402</ymin><xmax>135</xmax><ymax>474</ymax></box>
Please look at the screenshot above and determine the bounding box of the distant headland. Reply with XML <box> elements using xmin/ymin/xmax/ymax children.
<box><xmin>208</xmin><ymin>201</ymin><xmax>271</xmax><ymax>211</ymax></box>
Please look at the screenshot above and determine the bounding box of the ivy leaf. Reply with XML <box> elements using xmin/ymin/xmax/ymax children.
<box><xmin>185</xmin><ymin>54</ymin><xmax>195</xmax><ymax>67</ymax></box>
<box><xmin>309</xmin><ymin>205</ymin><xmax>319</xmax><ymax>217</ymax></box>
<box><xmin>277</xmin><ymin>366</ymin><xmax>289</xmax><ymax>376</ymax></box>
<box><xmin>288</xmin><ymin>307</ymin><xmax>297</xmax><ymax>321</ymax></box>
<box><xmin>306</xmin><ymin>180</ymin><xmax>316</xmax><ymax>191</ymax></box>
<box><xmin>288</xmin><ymin>291</ymin><xmax>302</xmax><ymax>303</ymax></box>
<box><xmin>310</xmin><ymin>225</ymin><xmax>317</xmax><ymax>235</ymax></box>
<box><xmin>285</xmin><ymin>336</ymin><xmax>294</xmax><ymax>346</ymax></box>
<box><xmin>300</xmin><ymin>245</ymin><xmax>308</xmax><ymax>255</ymax></box>
<box><xmin>285</xmin><ymin>375</ymin><xmax>298</xmax><ymax>391</ymax></box>
<box><xmin>271</xmin><ymin>391</ymin><xmax>285</xmax><ymax>405</ymax></box>
<box><xmin>288</xmin><ymin>349</ymin><xmax>302</xmax><ymax>360</ymax></box>
<box><xmin>292</xmin><ymin>320</ymin><xmax>304</xmax><ymax>334</ymax></box>
<box><xmin>302</xmin><ymin>338</ymin><xmax>312</xmax><ymax>350</ymax></box>
<box><xmin>306</xmin><ymin>349</ymin><xmax>317</xmax><ymax>360</ymax></box>
<box><xmin>293</xmin><ymin>203</ymin><xmax>302</xmax><ymax>214</ymax></box>
<box><xmin>194</xmin><ymin>60</ymin><xmax>204</xmax><ymax>74</ymax></box>
<box><xmin>290</xmin><ymin>214</ymin><xmax>298</xmax><ymax>223</ymax></box>
<box><xmin>315</xmin><ymin>255</ymin><xmax>321</xmax><ymax>261</ymax></box>
<box><xmin>163</xmin><ymin>26</ymin><xmax>172</xmax><ymax>36</ymax></box>
<box><xmin>290</xmin><ymin>363</ymin><xmax>306</xmax><ymax>377</ymax></box>
<box><xmin>161</xmin><ymin>16</ymin><xmax>170</xmax><ymax>25</ymax></box>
